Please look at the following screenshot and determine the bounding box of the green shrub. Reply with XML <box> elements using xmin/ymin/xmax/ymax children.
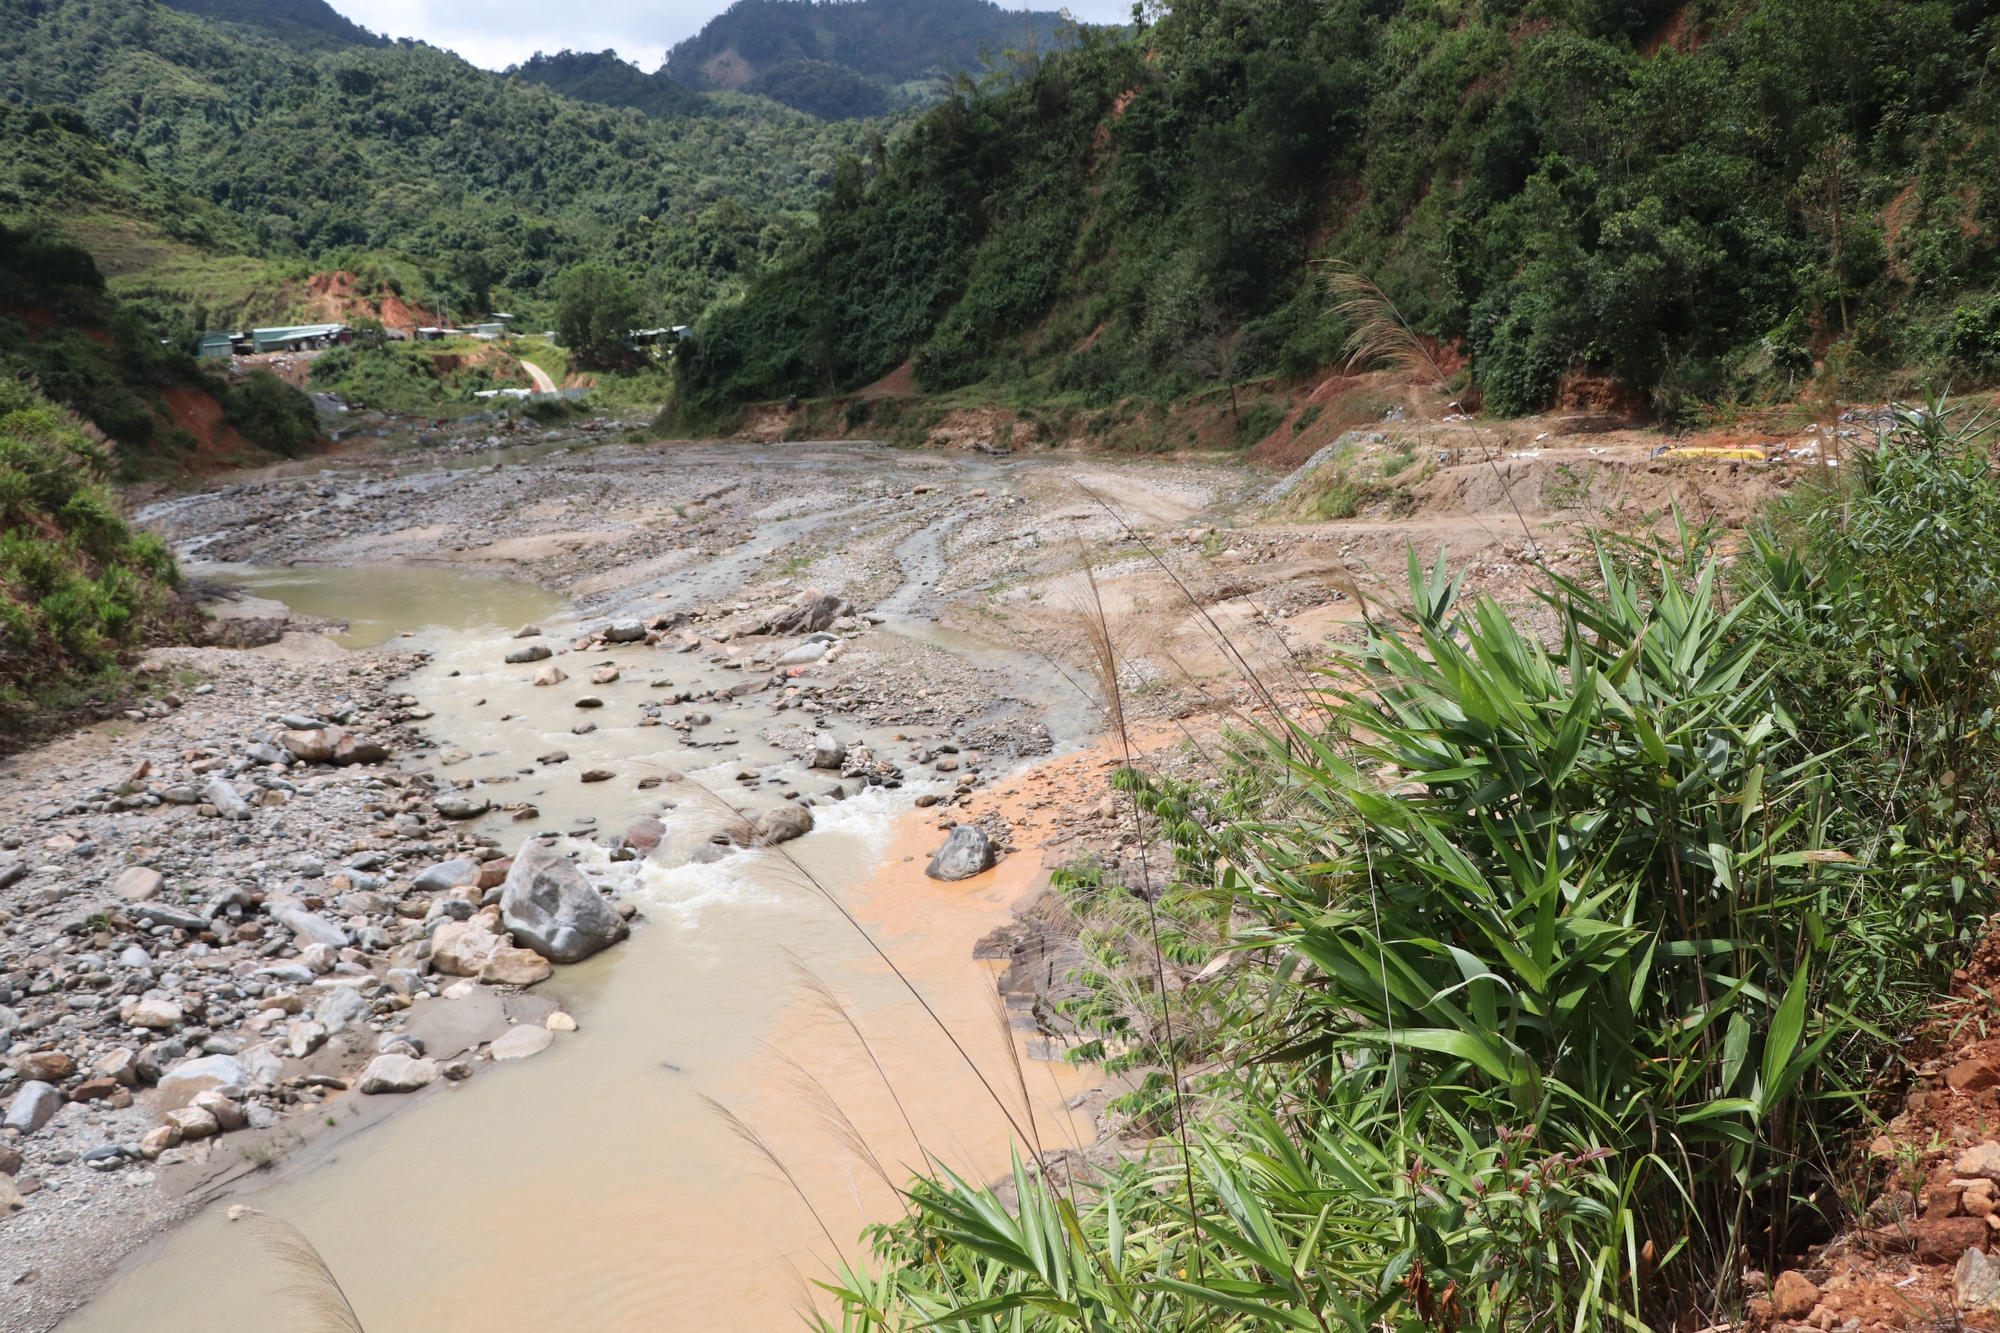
<box><xmin>0</xmin><ymin>379</ymin><xmax>182</xmax><ymax>712</ymax></box>
<box><xmin>1945</xmin><ymin>298</ymin><xmax>2000</xmax><ymax>371</ymax></box>
<box><xmin>222</xmin><ymin>370</ymin><xmax>318</xmax><ymax>456</ymax></box>
<box><xmin>1231</xmin><ymin>399</ymin><xmax>1285</xmax><ymax>447</ymax></box>
<box><xmin>521</xmin><ymin>397</ymin><xmax>582</xmax><ymax>425</ymax></box>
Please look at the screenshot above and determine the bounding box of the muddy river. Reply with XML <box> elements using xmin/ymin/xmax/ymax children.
<box><xmin>64</xmin><ymin>550</ymin><xmax>1095</xmax><ymax>1328</ymax></box>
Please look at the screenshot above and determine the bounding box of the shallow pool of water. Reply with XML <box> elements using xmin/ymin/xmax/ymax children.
<box><xmin>198</xmin><ymin>563</ymin><xmax>566</xmax><ymax>650</ymax></box>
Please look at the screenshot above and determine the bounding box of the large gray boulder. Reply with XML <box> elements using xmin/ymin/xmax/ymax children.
<box><xmin>157</xmin><ymin>1054</ymin><xmax>245</xmax><ymax>1110</ymax></box>
<box><xmin>926</xmin><ymin>824</ymin><xmax>996</xmax><ymax>881</ymax></box>
<box><xmin>755</xmin><ymin>804</ymin><xmax>814</xmax><ymax>845</ymax></box>
<box><xmin>313</xmin><ymin>984</ymin><xmax>371</xmax><ymax>1034</ymax></box>
<box><xmin>500</xmin><ymin>845</ymin><xmax>629</xmax><ymax>964</ymax></box>
<box><xmin>776</xmin><ymin>640</ymin><xmax>831</xmax><ymax>667</ymax></box>
<box><xmin>433</xmin><ymin>795</ymin><xmax>489</xmax><ymax>820</ymax></box>
<box><xmin>505</xmin><ymin>643</ymin><xmax>553</xmax><ymax>664</ymax></box>
<box><xmin>4</xmin><ymin>1082</ymin><xmax>59</xmax><ymax>1134</ymax></box>
<box><xmin>134</xmin><ymin>903</ymin><xmax>207</xmax><ymax>933</ymax></box>
<box><xmin>358</xmin><ymin>1054</ymin><xmax>438</xmax><ymax>1094</ymax></box>
<box><xmin>772</xmin><ymin>593</ymin><xmax>843</xmax><ymax>635</ymax></box>
<box><xmin>811</xmin><ymin>732</ymin><xmax>847</xmax><ymax>770</ymax></box>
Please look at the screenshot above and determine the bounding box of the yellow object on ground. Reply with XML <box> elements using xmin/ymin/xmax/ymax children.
<box><xmin>1661</xmin><ymin>446</ymin><xmax>1771</xmax><ymax>461</ymax></box>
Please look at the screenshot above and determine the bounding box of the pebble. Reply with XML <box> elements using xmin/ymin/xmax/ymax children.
<box><xmin>112</xmin><ymin>867</ymin><xmax>164</xmax><ymax>902</ymax></box>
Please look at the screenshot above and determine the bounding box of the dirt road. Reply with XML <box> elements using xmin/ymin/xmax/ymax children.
<box><xmin>519</xmin><ymin>358</ymin><xmax>556</xmax><ymax>393</ymax></box>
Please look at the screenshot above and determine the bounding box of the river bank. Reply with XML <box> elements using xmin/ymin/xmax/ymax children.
<box><xmin>11</xmin><ymin>437</ymin><xmax>1174</xmax><ymax>1329</ymax></box>
<box><xmin>14</xmin><ymin>414</ymin><xmax>1799</xmax><ymax>1328</ymax></box>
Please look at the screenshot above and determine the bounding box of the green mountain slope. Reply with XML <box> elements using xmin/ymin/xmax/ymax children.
<box><xmin>157</xmin><ymin>0</ymin><xmax>387</xmax><ymax>52</ymax></box>
<box><xmin>511</xmin><ymin>50</ymin><xmax>711</xmax><ymax>118</ymax></box>
<box><xmin>1</xmin><ymin>0</ymin><xmax>876</xmax><ymax>330</ymax></box>
<box><xmin>681</xmin><ymin>0</ymin><xmax>2000</xmax><ymax>423</ymax></box>
<box><xmin>518</xmin><ymin>0</ymin><xmax>1078</xmax><ymax>120</ymax></box>
<box><xmin>0</xmin><ymin>373</ymin><xmax>190</xmax><ymax>719</ymax></box>
<box><xmin>0</xmin><ymin>217</ymin><xmax>318</xmax><ymax>474</ymax></box>
<box><xmin>666</xmin><ymin>0</ymin><xmax>1073</xmax><ymax>89</ymax></box>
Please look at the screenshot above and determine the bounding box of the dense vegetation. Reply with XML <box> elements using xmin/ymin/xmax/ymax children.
<box><xmin>519</xmin><ymin>0</ymin><xmax>1078</xmax><ymax>121</ymax></box>
<box><xmin>663</xmin><ymin>0</ymin><xmax>1072</xmax><ymax>100</ymax></box>
<box><xmin>683</xmin><ymin>0</ymin><xmax>2000</xmax><ymax>423</ymax></box>
<box><xmin>830</xmin><ymin>407</ymin><xmax>2000</xmax><ymax>1333</ymax></box>
<box><xmin>157</xmin><ymin>0</ymin><xmax>386</xmax><ymax>53</ymax></box>
<box><xmin>0</xmin><ymin>377</ymin><xmax>183</xmax><ymax>712</ymax></box>
<box><xmin>511</xmin><ymin>51</ymin><xmax>711</xmax><ymax>119</ymax></box>
<box><xmin>0</xmin><ymin>220</ymin><xmax>317</xmax><ymax>471</ymax></box>
<box><xmin>746</xmin><ymin>59</ymin><xmax>893</xmax><ymax>120</ymax></box>
<box><xmin>0</xmin><ymin>0</ymin><xmax>881</xmax><ymax>332</ymax></box>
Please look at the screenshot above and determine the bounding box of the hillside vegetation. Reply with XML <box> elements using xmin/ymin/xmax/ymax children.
<box><xmin>664</xmin><ymin>0</ymin><xmax>1074</xmax><ymax>102</ymax></box>
<box><xmin>0</xmin><ymin>0</ymin><xmax>881</xmax><ymax>332</ymax></box>
<box><xmin>835</xmin><ymin>401</ymin><xmax>2000</xmax><ymax>1333</ymax></box>
<box><xmin>0</xmin><ymin>378</ymin><xmax>186</xmax><ymax>719</ymax></box>
<box><xmin>511</xmin><ymin>51</ymin><xmax>712</xmax><ymax>119</ymax></box>
<box><xmin>157</xmin><ymin>0</ymin><xmax>387</xmax><ymax>52</ymax></box>
<box><xmin>681</xmin><ymin>0</ymin><xmax>2000</xmax><ymax>424</ymax></box>
<box><xmin>0</xmin><ymin>219</ymin><xmax>318</xmax><ymax>475</ymax></box>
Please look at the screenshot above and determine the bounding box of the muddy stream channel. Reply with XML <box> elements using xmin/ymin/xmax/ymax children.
<box><xmin>65</xmin><ymin>460</ymin><xmax>1105</xmax><ymax>1330</ymax></box>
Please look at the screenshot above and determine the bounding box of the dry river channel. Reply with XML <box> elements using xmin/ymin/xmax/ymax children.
<box><xmin>50</xmin><ymin>438</ymin><xmax>1255</xmax><ymax>1331</ymax></box>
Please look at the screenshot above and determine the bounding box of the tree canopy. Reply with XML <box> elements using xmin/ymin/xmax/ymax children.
<box><xmin>681</xmin><ymin>0</ymin><xmax>2000</xmax><ymax>422</ymax></box>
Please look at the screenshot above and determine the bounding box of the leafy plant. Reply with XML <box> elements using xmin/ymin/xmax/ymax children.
<box><xmin>0</xmin><ymin>378</ymin><xmax>184</xmax><ymax>718</ymax></box>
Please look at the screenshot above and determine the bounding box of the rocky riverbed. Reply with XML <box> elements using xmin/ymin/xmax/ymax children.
<box><xmin>0</xmin><ymin>427</ymin><xmax>1311</xmax><ymax>1326</ymax></box>
<box><xmin>0</xmin><ymin>637</ymin><xmax>664</xmax><ymax>1328</ymax></box>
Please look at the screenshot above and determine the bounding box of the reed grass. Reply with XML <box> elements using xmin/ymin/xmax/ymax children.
<box><xmin>226</xmin><ymin>1205</ymin><xmax>367</xmax><ymax>1333</ymax></box>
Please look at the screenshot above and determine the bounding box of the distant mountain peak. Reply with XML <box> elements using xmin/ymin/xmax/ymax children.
<box><xmin>665</xmin><ymin>0</ymin><xmax>1077</xmax><ymax>91</ymax></box>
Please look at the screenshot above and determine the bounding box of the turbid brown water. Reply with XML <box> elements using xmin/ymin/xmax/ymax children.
<box><xmin>63</xmin><ymin>564</ymin><xmax>1090</xmax><ymax>1332</ymax></box>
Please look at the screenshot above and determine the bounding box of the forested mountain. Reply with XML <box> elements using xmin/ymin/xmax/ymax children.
<box><xmin>681</xmin><ymin>0</ymin><xmax>2000</xmax><ymax>423</ymax></box>
<box><xmin>511</xmin><ymin>50</ymin><xmax>712</xmax><ymax>119</ymax></box>
<box><xmin>517</xmin><ymin>0</ymin><xmax>1076</xmax><ymax>121</ymax></box>
<box><xmin>0</xmin><ymin>0</ymin><xmax>876</xmax><ymax>329</ymax></box>
<box><xmin>518</xmin><ymin>46</ymin><xmax>896</xmax><ymax>121</ymax></box>
<box><xmin>158</xmin><ymin>0</ymin><xmax>387</xmax><ymax>52</ymax></box>
<box><xmin>664</xmin><ymin>0</ymin><xmax>1073</xmax><ymax>93</ymax></box>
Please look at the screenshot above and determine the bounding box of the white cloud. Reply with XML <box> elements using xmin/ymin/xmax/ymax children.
<box><xmin>326</xmin><ymin>0</ymin><xmax>688</xmax><ymax>71</ymax></box>
<box><xmin>325</xmin><ymin>0</ymin><xmax>1136</xmax><ymax>73</ymax></box>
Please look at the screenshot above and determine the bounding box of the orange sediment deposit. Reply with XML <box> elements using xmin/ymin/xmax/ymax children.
<box><xmin>743</xmin><ymin>804</ymin><xmax>1096</xmax><ymax>1260</ymax></box>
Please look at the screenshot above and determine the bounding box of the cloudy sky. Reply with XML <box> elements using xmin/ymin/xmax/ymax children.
<box><xmin>325</xmin><ymin>0</ymin><xmax>1130</xmax><ymax>73</ymax></box>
